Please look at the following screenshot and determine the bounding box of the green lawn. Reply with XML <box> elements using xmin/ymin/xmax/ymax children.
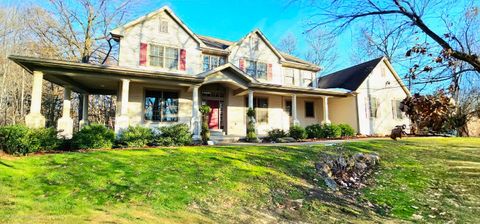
<box><xmin>1</xmin><ymin>138</ymin><xmax>479</xmax><ymax>223</ymax></box>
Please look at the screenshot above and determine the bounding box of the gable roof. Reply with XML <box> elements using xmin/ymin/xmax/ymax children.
<box><xmin>317</xmin><ymin>57</ymin><xmax>383</xmax><ymax>91</ymax></box>
<box><xmin>317</xmin><ymin>57</ymin><xmax>410</xmax><ymax>95</ymax></box>
<box><xmin>225</xmin><ymin>29</ymin><xmax>285</xmax><ymax>62</ymax></box>
<box><xmin>197</xmin><ymin>63</ymin><xmax>257</xmax><ymax>83</ymax></box>
<box><xmin>110</xmin><ymin>6</ymin><xmax>205</xmax><ymax>47</ymax></box>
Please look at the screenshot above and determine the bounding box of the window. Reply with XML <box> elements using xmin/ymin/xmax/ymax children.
<box><xmin>284</xmin><ymin>68</ymin><xmax>294</xmax><ymax>85</ymax></box>
<box><xmin>302</xmin><ymin>72</ymin><xmax>313</xmax><ymax>87</ymax></box>
<box><xmin>149</xmin><ymin>44</ymin><xmax>179</xmax><ymax>70</ymax></box>
<box><xmin>246</xmin><ymin>97</ymin><xmax>269</xmax><ymax>123</ymax></box>
<box><xmin>285</xmin><ymin>100</ymin><xmax>292</xmax><ymax>116</ymax></box>
<box><xmin>246</xmin><ymin>60</ymin><xmax>267</xmax><ymax>79</ymax></box>
<box><xmin>203</xmin><ymin>55</ymin><xmax>226</xmax><ymax>71</ymax></box>
<box><xmin>251</xmin><ymin>36</ymin><xmax>259</xmax><ymax>50</ymax></box>
<box><xmin>160</xmin><ymin>20</ymin><xmax>168</xmax><ymax>33</ymax></box>
<box><xmin>144</xmin><ymin>90</ymin><xmax>178</xmax><ymax>122</ymax></box>
<box><xmin>392</xmin><ymin>100</ymin><xmax>403</xmax><ymax>119</ymax></box>
<box><xmin>369</xmin><ymin>96</ymin><xmax>378</xmax><ymax>118</ymax></box>
<box><xmin>305</xmin><ymin>102</ymin><xmax>315</xmax><ymax>117</ymax></box>
<box><xmin>256</xmin><ymin>62</ymin><xmax>267</xmax><ymax>79</ymax></box>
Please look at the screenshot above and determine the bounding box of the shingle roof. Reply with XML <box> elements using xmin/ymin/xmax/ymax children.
<box><xmin>196</xmin><ymin>34</ymin><xmax>319</xmax><ymax>69</ymax></box>
<box><xmin>317</xmin><ymin>57</ymin><xmax>384</xmax><ymax>91</ymax></box>
<box><xmin>197</xmin><ymin>35</ymin><xmax>234</xmax><ymax>50</ymax></box>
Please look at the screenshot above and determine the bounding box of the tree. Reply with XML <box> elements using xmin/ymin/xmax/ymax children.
<box><xmin>278</xmin><ymin>33</ymin><xmax>297</xmax><ymax>55</ymax></box>
<box><xmin>304</xmin><ymin>29</ymin><xmax>337</xmax><ymax>74</ymax></box>
<box><xmin>27</xmin><ymin>0</ymin><xmax>140</xmax><ymax>128</ymax></box>
<box><xmin>400</xmin><ymin>91</ymin><xmax>455</xmax><ymax>135</ymax></box>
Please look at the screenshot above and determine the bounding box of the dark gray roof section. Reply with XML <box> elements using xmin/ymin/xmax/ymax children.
<box><xmin>197</xmin><ymin>35</ymin><xmax>233</xmax><ymax>50</ymax></box>
<box><xmin>317</xmin><ymin>57</ymin><xmax>384</xmax><ymax>91</ymax></box>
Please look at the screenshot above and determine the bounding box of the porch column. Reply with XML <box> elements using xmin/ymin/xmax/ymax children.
<box><xmin>25</xmin><ymin>71</ymin><xmax>46</xmax><ymax>128</ymax></box>
<box><xmin>191</xmin><ymin>85</ymin><xmax>201</xmax><ymax>141</ymax></box>
<box><xmin>57</xmin><ymin>87</ymin><xmax>73</xmax><ymax>139</ymax></box>
<box><xmin>322</xmin><ymin>96</ymin><xmax>331</xmax><ymax>124</ymax></box>
<box><xmin>79</xmin><ymin>94</ymin><xmax>89</xmax><ymax>129</ymax></box>
<box><xmin>115</xmin><ymin>79</ymin><xmax>130</xmax><ymax>133</ymax></box>
<box><xmin>248</xmin><ymin>90</ymin><xmax>254</xmax><ymax>109</ymax></box>
<box><xmin>292</xmin><ymin>94</ymin><xmax>299</xmax><ymax>125</ymax></box>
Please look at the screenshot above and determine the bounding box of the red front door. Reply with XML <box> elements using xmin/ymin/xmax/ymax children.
<box><xmin>207</xmin><ymin>100</ymin><xmax>219</xmax><ymax>129</ymax></box>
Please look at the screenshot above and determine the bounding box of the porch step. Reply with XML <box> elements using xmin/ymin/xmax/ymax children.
<box><xmin>210</xmin><ymin>135</ymin><xmax>241</xmax><ymax>144</ymax></box>
<box><xmin>210</xmin><ymin>129</ymin><xmax>225</xmax><ymax>136</ymax></box>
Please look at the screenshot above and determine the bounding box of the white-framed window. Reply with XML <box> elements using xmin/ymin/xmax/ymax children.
<box><xmin>302</xmin><ymin>71</ymin><xmax>313</xmax><ymax>87</ymax></box>
<box><xmin>246</xmin><ymin>97</ymin><xmax>269</xmax><ymax>123</ymax></box>
<box><xmin>369</xmin><ymin>96</ymin><xmax>379</xmax><ymax>118</ymax></box>
<box><xmin>149</xmin><ymin>44</ymin><xmax>179</xmax><ymax>70</ymax></box>
<box><xmin>203</xmin><ymin>55</ymin><xmax>226</xmax><ymax>71</ymax></box>
<box><xmin>284</xmin><ymin>68</ymin><xmax>294</xmax><ymax>85</ymax></box>
<box><xmin>246</xmin><ymin>60</ymin><xmax>267</xmax><ymax>79</ymax></box>
<box><xmin>160</xmin><ymin>20</ymin><xmax>168</xmax><ymax>33</ymax></box>
<box><xmin>144</xmin><ymin>90</ymin><xmax>178</xmax><ymax>122</ymax></box>
<box><xmin>250</xmin><ymin>36</ymin><xmax>259</xmax><ymax>50</ymax></box>
<box><xmin>392</xmin><ymin>100</ymin><xmax>403</xmax><ymax>119</ymax></box>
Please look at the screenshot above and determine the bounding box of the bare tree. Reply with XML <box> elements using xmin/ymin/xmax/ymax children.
<box><xmin>304</xmin><ymin>29</ymin><xmax>337</xmax><ymax>74</ymax></box>
<box><xmin>26</xmin><ymin>0</ymin><xmax>139</xmax><ymax>128</ymax></box>
<box><xmin>278</xmin><ymin>33</ymin><xmax>298</xmax><ymax>55</ymax></box>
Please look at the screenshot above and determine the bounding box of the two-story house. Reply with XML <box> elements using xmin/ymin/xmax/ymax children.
<box><xmin>9</xmin><ymin>6</ymin><xmax>411</xmax><ymax>141</ymax></box>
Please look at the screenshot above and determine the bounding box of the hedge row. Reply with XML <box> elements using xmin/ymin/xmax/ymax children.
<box><xmin>0</xmin><ymin>123</ymin><xmax>193</xmax><ymax>155</ymax></box>
<box><xmin>267</xmin><ymin>123</ymin><xmax>356</xmax><ymax>142</ymax></box>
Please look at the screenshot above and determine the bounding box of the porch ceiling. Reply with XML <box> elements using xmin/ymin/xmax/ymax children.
<box><xmin>9</xmin><ymin>55</ymin><xmax>352</xmax><ymax>97</ymax></box>
<box><xmin>9</xmin><ymin>55</ymin><xmax>203</xmax><ymax>95</ymax></box>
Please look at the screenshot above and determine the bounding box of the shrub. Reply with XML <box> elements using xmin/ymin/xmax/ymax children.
<box><xmin>117</xmin><ymin>126</ymin><xmax>153</xmax><ymax>147</ymax></box>
<box><xmin>289</xmin><ymin>125</ymin><xmax>307</xmax><ymax>140</ymax></box>
<box><xmin>31</xmin><ymin>127</ymin><xmax>62</xmax><ymax>151</ymax></box>
<box><xmin>71</xmin><ymin>124</ymin><xmax>115</xmax><ymax>149</ymax></box>
<box><xmin>338</xmin><ymin>124</ymin><xmax>355</xmax><ymax>137</ymax></box>
<box><xmin>199</xmin><ymin>105</ymin><xmax>211</xmax><ymax>144</ymax></box>
<box><xmin>305</xmin><ymin>124</ymin><xmax>323</xmax><ymax>139</ymax></box>
<box><xmin>246</xmin><ymin>108</ymin><xmax>258</xmax><ymax>142</ymax></box>
<box><xmin>322</xmin><ymin>124</ymin><xmax>342</xmax><ymax>138</ymax></box>
<box><xmin>0</xmin><ymin>125</ymin><xmax>60</xmax><ymax>155</ymax></box>
<box><xmin>154</xmin><ymin>124</ymin><xmax>192</xmax><ymax>146</ymax></box>
<box><xmin>267</xmin><ymin>128</ymin><xmax>287</xmax><ymax>142</ymax></box>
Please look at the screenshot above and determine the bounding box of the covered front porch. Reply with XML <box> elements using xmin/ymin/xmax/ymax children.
<box><xmin>9</xmin><ymin>55</ymin><xmax>355</xmax><ymax>141</ymax></box>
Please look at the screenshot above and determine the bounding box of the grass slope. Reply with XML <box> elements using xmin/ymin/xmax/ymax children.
<box><xmin>0</xmin><ymin>138</ymin><xmax>479</xmax><ymax>223</ymax></box>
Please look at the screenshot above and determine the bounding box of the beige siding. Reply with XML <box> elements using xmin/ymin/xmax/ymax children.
<box><xmin>118</xmin><ymin>10</ymin><xmax>202</xmax><ymax>75</ymax></box>
<box><xmin>329</xmin><ymin>96</ymin><xmax>358</xmax><ymax>132</ymax></box>
<box><xmin>226</xmin><ymin>89</ymin><xmax>246</xmax><ymax>136</ymax></box>
<box><xmin>356</xmin><ymin>62</ymin><xmax>410</xmax><ymax>135</ymax></box>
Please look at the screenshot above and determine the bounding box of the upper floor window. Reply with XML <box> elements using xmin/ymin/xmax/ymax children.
<box><xmin>284</xmin><ymin>68</ymin><xmax>294</xmax><ymax>85</ymax></box>
<box><xmin>250</xmin><ymin>36</ymin><xmax>259</xmax><ymax>50</ymax></box>
<box><xmin>246</xmin><ymin>60</ymin><xmax>267</xmax><ymax>79</ymax></box>
<box><xmin>149</xmin><ymin>44</ymin><xmax>179</xmax><ymax>70</ymax></box>
<box><xmin>203</xmin><ymin>55</ymin><xmax>226</xmax><ymax>71</ymax></box>
<box><xmin>302</xmin><ymin>72</ymin><xmax>313</xmax><ymax>87</ymax></box>
<box><xmin>160</xmin><ymin>20</ymin><xmax>168</xmax><ymax>33</ymax></box>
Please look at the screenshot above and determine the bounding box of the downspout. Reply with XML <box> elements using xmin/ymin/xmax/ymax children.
<box><xmin>355</xmin><ymin>94</ymin><xmax>361</xmax><ymax>135</ymax></box>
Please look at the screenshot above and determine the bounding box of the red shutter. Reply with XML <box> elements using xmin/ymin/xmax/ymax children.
<box><xmin>267</xmin><ymin>63</ymin><xmax>273</xmax><ymax>80</ymax></box>
<box><xmin>180</xmin><ymin>49</ymin><xmax>186</xmax><ymax>71</ymax></box>
<box><xmin>139</xmin><ymin>43</ymin><xmax>147</xmax><ymax>66</ymax></box>
<box><xmin>239</xmin><ymin>58</ymin><xmax>245</xmax><ymax>71</ymax></box>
